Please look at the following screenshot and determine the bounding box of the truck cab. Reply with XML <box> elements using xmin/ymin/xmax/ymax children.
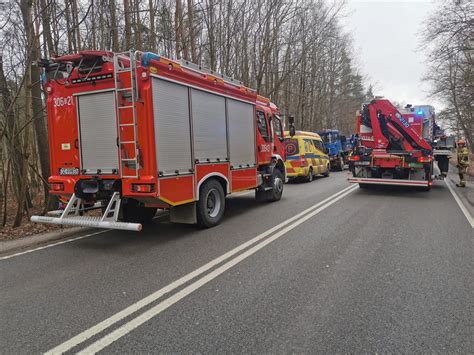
<box><xmin>256</xmin><ymin>97</ymin><xmax>286</xmax><ymax>168</ymax></box>
<box><xmin>316</xmin><ymin>129</ymin><xmax>346</xmax><ymax>171</ymax></box>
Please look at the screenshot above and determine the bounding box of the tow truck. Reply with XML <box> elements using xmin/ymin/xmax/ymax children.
<box><xmin>31</xmin><ymin>50</ymin><xmax>290</xmax><ymax>231</ymax></box>
<box><xmin>348</xmin><ymin>98</ymin><xmax>452</xmax><ymax>189</ymax></box>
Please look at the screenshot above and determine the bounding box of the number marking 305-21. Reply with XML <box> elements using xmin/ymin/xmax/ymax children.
<box><xmin>53</xmin><ymin>96</ymin><xmax>73</xmax><ymax>107</ymax></box>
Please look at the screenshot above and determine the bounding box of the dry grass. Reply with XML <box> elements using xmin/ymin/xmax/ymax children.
<box><xmin>0</xmin><ymin>196</ymin><xmax>70</xmax><ymax>241</ymax></box>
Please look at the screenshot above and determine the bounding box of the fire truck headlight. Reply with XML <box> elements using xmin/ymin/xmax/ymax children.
<box><xmin>45</xmin><ymin>85</ymin><xmax>53</xmax><ymax>94</ymax></box>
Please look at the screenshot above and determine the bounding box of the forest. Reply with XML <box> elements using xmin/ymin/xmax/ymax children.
<box><xmin>0</xmin><ymin>0</ymin><xmax>471</xmax><ymax>230</ymax></box>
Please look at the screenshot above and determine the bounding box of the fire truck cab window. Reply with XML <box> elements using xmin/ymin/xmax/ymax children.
<box><xmin>274</xmin><ymin>116</ymin><xmax>283</xmax><ymax>139</ymax></box>
<box><xmin>257</xmin><ymin>111</ymin><xmax>270</xmax><ymax>141</ymax></box>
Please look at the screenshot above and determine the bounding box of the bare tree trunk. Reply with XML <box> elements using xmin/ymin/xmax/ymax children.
<box><xmin>187</xmin><ymin>0</ymin><xmax>197</xmax><ymax>62</ymax></box>
<box><xmin>2</xmin><ymin>159</ymin><xmax>11</xmax><ymax>227</ymax></box>
<box><xmin>91</xmin><ymin>0</ymin><xmax>97</xmax><ymax>49</ymax></box>
<box><xmin>134</xmin><ymin>0</ymin><xmax>142</xmax><ymax>50</ymax></box>
<box><xmin>149</xmin><ymin>0</ymin><xmax>156</xmax><ymax>51</ymax></box>
<box><xmin>123</xmin><ymin>0</ymin><xmax>132</xmax><ymax>49</ymax></box>
<box><xmin>207</xmin><ymin>0</ymin><xmax>216</xmax><ymax>70</ymax></box>
<box><xmin>71</xmin><ymin>0</ymin><xmax>81</xmax><ymax>51</ymax></box>
<box><xmin>65</xmin><ymin>0</ymin><xmax>74</xmax><ymax>52</ymax></box>
<box><xmin>0</xmin><ymin>54</ymin><xmax>30</xmax><ymax>214</ymax></box>
<box><xmin>175</xmin><ymin>0</ymin><xmax>183</xmax><ymax>59</ymax></box>
<box><xmin>110</xmin><ymin>0</ymin><xmax>120</xmax><ymax>51</ymax></box>
<box><xmin>20</xmin><ymin>0</ymin><xmax>54</xmax><ymax>211</ymax></box>
<box><xmin>39</xmin><ymin>0</ymin><xmax>55</xmax><ymax>56</ymax></box>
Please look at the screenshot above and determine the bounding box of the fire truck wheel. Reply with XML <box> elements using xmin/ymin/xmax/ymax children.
<box><xmin>268</xmin><ymin>169</ymin><xmax>284</xmax><ymax>201</ymax></box>
<box><xmin>197</xmin><ymin>179</ymin><xmax>225</xmax><ymax>228</ymax></box>
<box><xmin>121</xmin><ymin>200</ymin><xmax>157</xmax><ymax>224</ymax></box>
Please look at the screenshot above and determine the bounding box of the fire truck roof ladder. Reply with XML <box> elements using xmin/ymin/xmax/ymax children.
<box><xmin>113</xmin><ymin>50</ymin><xmax>140</xmax><ymax>179</ymax></box>
<box><xmin>178</xmin><ymin>59</ymin><xmax>256</xmax><ymax>92</ymax></box>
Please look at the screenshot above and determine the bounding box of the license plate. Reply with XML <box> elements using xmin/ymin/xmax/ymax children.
<box><xmin>59</xmin><ymin>167</ymin><xmax>79</xmax><ymax>175</ymax></box>
<box><xmin>355</xmin><ymin>161</ymin><xmax>370</xmax><ymax>166</ymax></box>
<box><xmin>408</xmin><ymin>163</ymin><xmax>423</xmax><ymax>168</ymax></box>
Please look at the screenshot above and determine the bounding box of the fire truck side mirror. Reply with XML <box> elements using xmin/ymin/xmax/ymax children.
<box><xmin>288</xmin><ymin>115</ymin><xmax>295</xmax><ymax>137</ymax></box>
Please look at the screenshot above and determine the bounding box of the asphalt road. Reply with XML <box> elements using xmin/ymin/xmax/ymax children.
<box><xmin>1</xmin><ymin>171</ymin><xmax>472</xmax><ymax>353</ymax></box>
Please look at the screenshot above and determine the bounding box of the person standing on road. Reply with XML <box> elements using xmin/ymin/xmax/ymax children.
<box><xmin>456</xmin><ymin>139</ymin><xmax>469</xmax><ymax>187</ymax></box>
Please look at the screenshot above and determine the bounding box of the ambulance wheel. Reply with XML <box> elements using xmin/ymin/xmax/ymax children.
<box><xmin>121</xmin><ymin>200</ymin><xmax>157</xmax><ymax>224</ymax></box>
<box><xmin>305</xmin><ymin>168</ymin><xmax>314</xmax><ymax>182</ymax></box>
<box><xmin>323</xmin><ymin>165</ymin><xmax>330</xmax><ymax>177</ymax></box>
<box><xmin>197</xmin><ymin>179</ymin><xmax>225</xmax><ymax>228</ymax></box>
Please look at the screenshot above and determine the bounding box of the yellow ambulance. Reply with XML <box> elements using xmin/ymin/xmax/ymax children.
<box><xmin>283</xmin><ymin>131</ymin><xmax>330</xmax><ymax>182</ymax></box>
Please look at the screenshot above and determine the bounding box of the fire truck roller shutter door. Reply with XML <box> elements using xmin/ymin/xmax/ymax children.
<box><xmin>152</xmin><ymin>78</ymin><xmax>193</xmax><ymax>175</ymax></box>
<box><xmin>191</xmin><ymin>89</ymin><xmax>227</xmax><ymax>163</ymax></box>
<box><xmin>77</xmin><ymin>91</ymin><xmax>119</xmax><ymax>174</ymax></box>
<box><xmin>227</xmin><ymin>99</ymin><xmax>256</xmax><ymax>168</ymax></box>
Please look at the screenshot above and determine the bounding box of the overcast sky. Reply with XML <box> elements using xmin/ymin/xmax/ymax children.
<box><xmin>343</xmin><ymin>0</ymin><xmax>438</xmax><ymax>106</ymax></box>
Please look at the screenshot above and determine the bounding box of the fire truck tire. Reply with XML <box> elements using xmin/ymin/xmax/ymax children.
<box><xmin>121</xmin><ymin>200</ymin><xmax>157</xmax><ymax>224</ymax></box>
<box><xmin>197</xmin><ymin>179</ymin><xmax>225</xmax><ymax>228</ymax></box>
<box><xmin>268</xmin><ymin>169</ymin><xmax>284</xmax><ymax>201</ymax></box>
<box><xmin>358</xmin><ymin>183</ymin><xmax>370</xmax><ymax>189</ymax></box>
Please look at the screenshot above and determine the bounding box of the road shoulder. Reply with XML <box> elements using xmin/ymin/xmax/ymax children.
<box><xmin>0</xmin><ymin>226</ymin><xmax>93</xmax><ymax>256</ymax></box>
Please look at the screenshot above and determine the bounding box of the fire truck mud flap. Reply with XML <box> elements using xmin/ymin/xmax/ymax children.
<box><xmin>30</xmin><ymin>192</ymin><xmax>142</xmax><ymax>232</ymax></box>
<box><xmin>348</xmin><ymin>177</ymin><xmax>430</xmax><ymax>187</ymax></box>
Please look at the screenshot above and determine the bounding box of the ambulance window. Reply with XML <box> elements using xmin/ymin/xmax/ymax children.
<box><xmin>313</xmin><ymin>139</ymin><xmax>324</xmax><ymax>152</ymax></box>
<box><xmin>304</xmin><ymin>139</ymin><xmax>314</xmax><ymax>152</ymax></box>
<box><xmin>273</xmin><ymin>116</ymin><xmax>283</xmax><ymax>139</ymax></box>
<box><xmin>257</xmin><ymin>111</ymin><xmax>270</xmax><ymax>141</ymax></box>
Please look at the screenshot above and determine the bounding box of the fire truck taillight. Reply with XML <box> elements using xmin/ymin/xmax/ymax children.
<box><xmin>50</xmin><ymin>183</ymin><xmax>64</xmax><ymax>191</ymax></box>
<box><xmin>131</xmin><ymin>184</ymin><xmax>155</xmax><ymax>193</ymax></box>
<box><xmin>418</xmin><ymin>156</ymin><xmax>431</xmax><ymax>163</ymax></box>
<box><xmin>352</xmin><ymin>155</ymin><xmax>361</xmax><ymax>161</ymax></box>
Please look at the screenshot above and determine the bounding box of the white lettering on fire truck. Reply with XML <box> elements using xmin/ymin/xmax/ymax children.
<box><xmin>53</xmin><ymin>96</ymin><xmax>73</xmax><ymax>108</ymax></box>
<box><xmin>260</xmin><ymin>144</ymin><xmax>271</xmax><ymax>152</ymax></box>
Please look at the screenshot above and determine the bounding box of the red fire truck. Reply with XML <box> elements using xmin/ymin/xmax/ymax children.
<box><xmin>31</xmin><ymin>50</ymin><xmax>289</xmax><ymax>231</ymax></box>
<box><xmin>348</xmin><ymin>97</ymin><xmax>452</xmax><ymax>189</ymax></box>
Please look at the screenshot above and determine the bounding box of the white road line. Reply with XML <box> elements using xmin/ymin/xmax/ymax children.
<box><xmin>0</xmin><ymin>230</ymin><xmax>110</xmax><ymax>261</ymax></box>
<box><xmin>78</xmin><ymin>186</ymin><xmax>357</xmax><ymax>354</ymax></box>
<box><xmin>45</xmin><ymin>185</ymin><xmax>357</xmax><ymax>354</ymax></box>
<box><xmin>445</xmin><ymin>178</ymin><xmax>474</xmax><ymax>228</ymax></box>
<box><xmin>0</xmin><ymin>214</ymin><xmax>170</xmax><ymax>261</ymax></box>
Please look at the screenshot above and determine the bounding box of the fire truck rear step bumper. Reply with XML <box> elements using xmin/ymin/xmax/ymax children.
<box><xmin>30</xmin><ymin>192</ymin><xmax>142</xmax><ymax>232</ymax></box>
<box><xmin>30</xmin><ymin>215</ymin><xmax>142</xmax><ymax>231</ymax></box>
<box><xmin>348</xmin><ymin>177</ymin><xmax>430</xmax><ymax>187</ymax></box>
